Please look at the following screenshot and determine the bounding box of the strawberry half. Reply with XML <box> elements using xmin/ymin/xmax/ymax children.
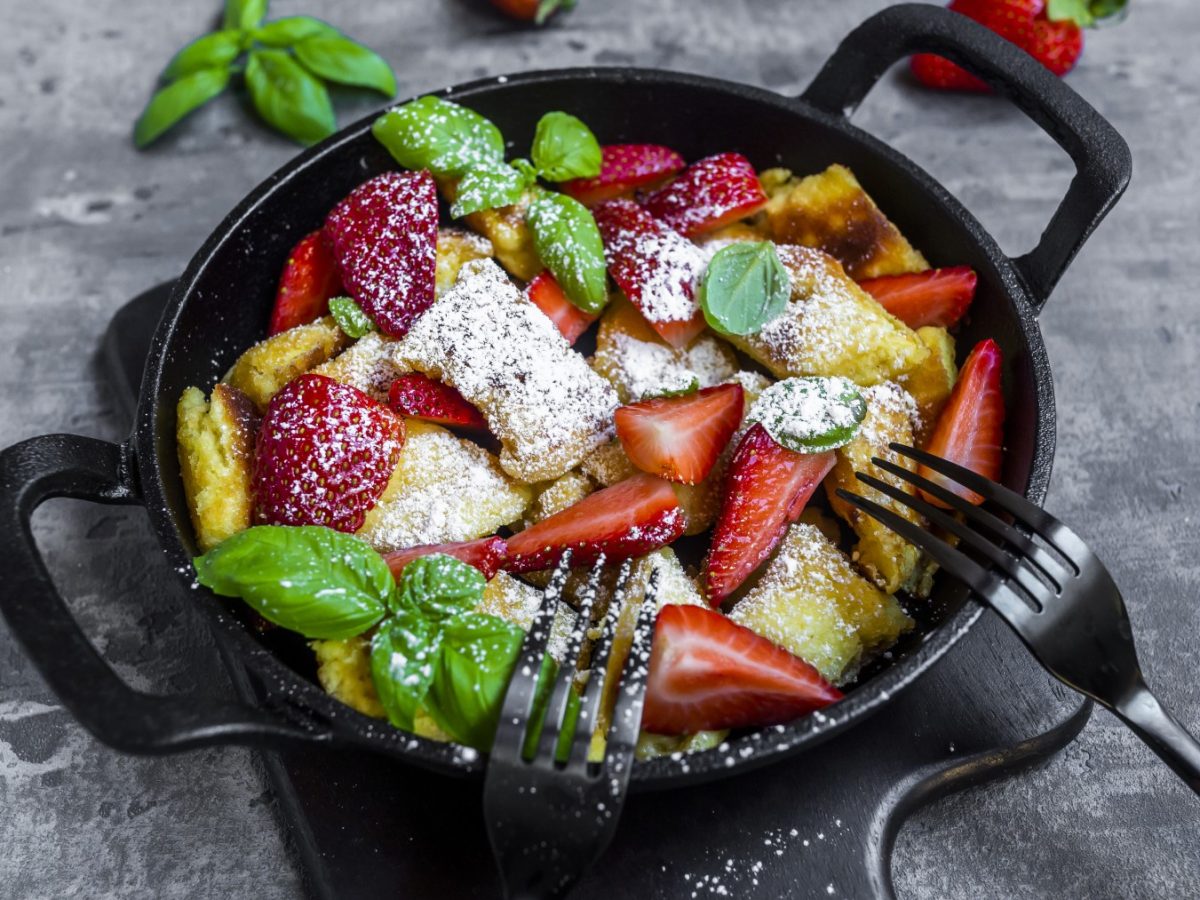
<box><xmin>324</xmin><ymin>170</ymin><xmax>439</xmax><ymax>338</ymax></box>
<box><xmin>704</xmin><ymin>424</ymin><xmax>836</xmax><ymax>605</ymax></box>
<box><xmin>504</xmin><ymin>473</ymin><xmax>686</xmax><ymax>572</ymax></box>
<box><xmin>525</xmin><ymin>270</ymin><xmax>597</xmax><ymax>345</ymax></box>
<box><xmin>643</xmin><ymin>152</ymin><xmax>768</xmax><ymax>238</ymax></box>
<box><xmin>384</xmin><ymin>536</ymin><xmax>507</xmax><ymax>581</ymax></box>
<box><xmin>561</xmin><ymin>144</ymin><xmax>686</xmax><ymax>207</ymax></box>
<box><xmin>593</xmin><ymin>198</ymin><xmax>706</xmax><ymax>349</ymax></box>
<box><xmin>919</xmin><ymin>338</ymin><xmax>1005</xmax><ymax>507</ymax></box>
<box><xmin>858</xmin><ymin>266</ymin><xmax>977</xmax><ymax>329</ymax></box>
<box><xmin>387</xmin><ymin>374</ymin><xmax>488</xmax><ymax>430</ymax></box>
<box><xmin>268</xmin><ymin>230</ymin><xmax>344</xmax><ymax>336</ymax></box>
<box><xmin>615</xmin><ymin>384</ymin><xmax>744</xmax><ymax>485</ymax></box>
<box><xmin>254</xmin><ymin>373</ymin><xmax>405</xmax><ymax>533</ymax></box>
<box><xmin>641</xmin><ymin>604</ymin><xmax>842</xmax><ymax>734</ymax></box>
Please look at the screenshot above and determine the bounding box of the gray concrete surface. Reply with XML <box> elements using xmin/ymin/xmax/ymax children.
<box><xmin>1</xmin><ymin>0</ymin><xmax>1198</xmax><ymax>897</ymax></box>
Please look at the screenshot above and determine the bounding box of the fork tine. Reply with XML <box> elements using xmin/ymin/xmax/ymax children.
<box><xmin>603</xmin><ymin>570</ymin><xmax>659</xmax><ymax>778</ymax></box>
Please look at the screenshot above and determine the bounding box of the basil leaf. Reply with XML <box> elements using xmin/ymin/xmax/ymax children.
<box><xmin>329</xmin><ymin>296</ymin><xmax>376</xmax><ymax>338</ymax></box>
<box><xmin>526</xmin><ymin>189</ymin><xmax>608</xmax><ymax>314</ymax></box>
<box><xmin>745</xmin><ymin>376</ymin><xmax>868</xmax><ymax>453</ymax></box>
<box><xmin>698</xmin><ymin>241</ymin><xmax>791</xmax><ymax>337</ymax></box>
<box><xmin>371</xmin><ymin>96</ymin><xmax>505</xmax><ymax>177</ymax></box>
<box><xmin>1046</xmin><ymin>0</ymin><xmax>1127</xmax><ymax>26</ymax></box>
<box><xmin>648</xmin><ymin>377</ymin><xmax>700</xmax><ymax>400</ymax></box>
<box><xmin>163</xmin><ymin>30</ymin><xmax>243</xmax><ymax>80</ymax></box>
<box><xmin>294</xmin><ymin>35</ymin><xmax>396</xmax><ymax>96</ymax></box>
<box><xmin>134</xmin><ymin>68</ymin><xmax>230</xmax><ymax>148</ymax></box>
<box><xmin>253</xmin><ymin>16</ymin><xmax>337</xmax><ymax>47</ymax></box>
<box><xmin>193</xmin><ymin>525</ymin><xmax>391</xmax><ymax>639</ymax></box>
<box><xmin>531</xmin><ymin>111</ymin><xmax>602</xmax><ymax>182</ymax></box>
<box><xmin>245</xmin><ymin>49</ymin><xmax>336</xmax><ymax>146</ymax></box>
<box><xmin>224</xmin><ymin>0</ymin><xmax>268</xmax><ymax>31</ymax></box>
<box><xmin>394</xmin><ymin>553</ymin><xmax>487</xmax><ymax>622</ymax></box>
<box><xmin>535</xmin><ymin>0</ymin><xmax>578</xmax><ymax>24</ymax></box>
<box><xmin>450</xmin><ymin>163</ymin><xmax>530</xmax><ymax>218</ymax></box>
<box><xmin>371</xmin><ymin>611</ymin><xmax>442</xmax><ymax>730</ymax></box>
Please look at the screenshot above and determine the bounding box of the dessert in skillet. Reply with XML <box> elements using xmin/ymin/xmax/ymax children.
<box><xmin>177</xmin><ymin>97</ymin><xmax>1004</xmax><ymax>756</ymax></box>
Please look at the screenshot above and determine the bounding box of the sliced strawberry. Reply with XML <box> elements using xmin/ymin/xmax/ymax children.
<box><xmin>504</xmin><ymin>473</ymin><xmax>686</xmax><ymax>572</ymax></box>
<box><xmin>643</xmin><ymin>152</ymin><xmax>768</xmax><ymax>238</ymax></box>
<box><xmin>641</xmin><ymin>604</ymin><xmax>842</xmax><ymax>734</ymax></box>
<box><xmin>384</xmin><ymin>536</ymin><xmax>507</xmax><ymax>581</ymax></box>
<box><xmin>858</xmin><ymin>266</ymin><xmax>977</xmax><ymax>329</ymax></box>
<box><xmin>703</xmin><ymin>424</ymin><xmax>836</xmax><ymax>605</ymax></box>
<box><xmin>615</xmin><ymin>384</ymin><xmax>744</xmax><ymax>485</ymax></box>
<box><xmin>561</xmin><ymin>144</ymin><xmax>686</xmax><ymax>207</ymax></box>
<box><xmin>919</xmin><ymin>338</ymin><xmax>1005</xmax><ymax>507</ymax></box>
<box><xmin>593</xmin><ymin>198</ymin><xmax>706</xmax><ymax>349</ymax></box>
<box><xmin>268</xmin><ymin>230</ymin><xmax>344</xmax><ymax>336</ymax></box>
<box><xmin>387</xmin><ymin>374</ymin><xmax>488</xmax><ymax>430</ymax></box>
<box><xmin>324</xmin><ymin>170</ymin><xmax>439</xmax><ymax>338</ymax></box>
<box><xmin>254</xmin><ymin>373</ymin><xmax>405</xmax><ymax>533</ymax></box>
<box><xmin>525</xmin><ymin>270</ymin><xmax>597</xmax><ymax>345</ymax></box>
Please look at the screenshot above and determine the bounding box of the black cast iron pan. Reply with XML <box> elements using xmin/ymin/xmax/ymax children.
<box><xmin>0</xmin><ymin>4</ymin><xmax>1130</xmax><ymax>791</ymax></box>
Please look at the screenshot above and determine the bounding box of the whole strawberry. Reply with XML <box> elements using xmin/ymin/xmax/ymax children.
<box><xmin>254</xmin><ymin>374</ymin><xmax>405</xmax><ymax>533</ymax></box>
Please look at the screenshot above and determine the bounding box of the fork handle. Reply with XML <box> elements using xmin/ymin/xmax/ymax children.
<box><xmin>1113</xmin><ymin>682</ymin><xmax>1200</xmax><ymax>795</ymax></box>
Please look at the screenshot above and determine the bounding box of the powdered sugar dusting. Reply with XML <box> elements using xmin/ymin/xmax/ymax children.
<box><xmin>606</xmin><ymin>331</ymin><xmax>737</xmax><ymax>401</ymax></box>
<box><xmin>858</xmin><ymin>382</ymin><xmax>921</xmax><ymax>446</ymax></box>
<box><xmin>313</xmin><ymin>332</ymin><xmax>407</xmax><ymax>401</ymax></box>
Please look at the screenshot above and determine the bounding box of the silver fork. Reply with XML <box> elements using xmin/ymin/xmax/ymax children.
<box><xmin>483</xmin><ymin>553</ymin><xmax>658</xmax><ymax>899</ymax></box>
<box><xmin>837</xmin><ymin>442</ymin><xmax>1200</xmax><ymax>796</ymax></box>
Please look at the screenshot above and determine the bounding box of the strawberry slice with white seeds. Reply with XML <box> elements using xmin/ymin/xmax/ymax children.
<box><xmin>525</xmin><ymin>270</ymin><xmax>597</xmax><ymax>345</ymax></box>
<box><xmin>387</xmin><ymin>374</ymin><xmax>488</xmax><ymax>430</ymax></box>
<box><xmin>703</xmin><ymin>424</ymin><xmax>836</xmax><ymax>605</ymax></box>
<box><xmin>504</xmin><ymin>473</ymin><xmax>686</xmax><ymax>572</ymax></box>
<box><xmin>615</xmin><ymin>383</ymin><xmax>744</xmax><ymax>484</ymax></box>
<box><xmin>858</xmin><ymin>266</ymin><xmax>977</xmax><ymax>330</ymax></box>
<box><xmin>324</xmin><ymin>170</ymin><xmax>439</xmax><ymax>338</ymax></box>
<box><xmin>254</xmin><ymin>373</ymin><xmax>405</xmax><ymax>533</ymax></box>
<box><xmin>384</xmin><ymin>536</ymin><xmax>507</xmax><ymax>581</ymax></box>
<box><xmin>643</xmin><ymin>152</ymin><xmax>768</xmax><ymax>238</ymax></box>
<box><xmin>641</xmin><ymin>604</ymin><xmax>842</xmax><ymax>734</ymax></box>
<box><xmin>561</xmin><ymin>144</ymin><xmax>686</xmax><ymax>207</ymax></box>
<box><xmin>593</xmin><ymin>198</ymin><xmax>706</xmax><ymax>349</ymax></box>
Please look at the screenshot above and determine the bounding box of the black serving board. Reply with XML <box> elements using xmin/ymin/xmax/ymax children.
<box><xmin>105</xmin><ymin>282</ymin><xmax>1090</xmax><ymax>900</ymax></box>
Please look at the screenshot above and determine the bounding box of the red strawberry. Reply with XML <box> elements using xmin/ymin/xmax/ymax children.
<box><xmin>504</xmin><ymin>473</ymin><xmax>686</xmax><ymax>572</ymax></box>
<box><xmin>593</xmin><ymin>198</ymin><xmax>706</xmax><ymax>349</ymax></box>
<box><xmin>919</xmin><ymin>338</ymin><xmax>1005</xmax><ymax>507</ymax></box>
<box><xmin>384</xmin><ymin>536</ymin><xmax>507</xmax><ymax>581</ymax></box>
<box><xmin>268</xmin><ymin>231</ymin><xmax>344</xmax><ymax>336</ymax></box>
<box><xmin>387</xmin><ymin>374</ymin><xmax>488</xmax><ymax>430</ymax></box>
<box><xmin>487</xmin><ymin>0</ymin><xmax>575</xmax><ymax>23</ymax></box>
<box><xmin>254</xmin><ymin>374</ymin><xmax>405</xmax><ymax>533</ymax></box>
<box><xmin>643</xmin><ymin>152</ymin><xmax>768</xmax><ymax>238</ymax></box>
<box><xmin>324</xmin><ymin>170</ymin><xmax>438</xmax><ymax>338</ymax></box>
<box><xmin>704</xmin><ymin>424</ymin><xmax>836</xmax><ymax>605</ymax></box>
<box><xmin>858</xmin><ymin>266</ymin><xmax>977</xmax><ymax>329</ymax></box>
<box><xmin>641</xmin><ymin>604</ymin><xmax>842</xmax><ymax>734</ymax></box>
<box><xmin>561</xmin><ymin>144</ymin><xmax>686</xmax><ymax>207</ymax></box>
<box><xmin>615</xmin><ymin>384</ymin><xmax>744</xmax><ymax>485</ymax></box>
<box><xmin>525</xmin><ymin>270</ymin><xmax>597</xmax><ymax>345</ymax></box>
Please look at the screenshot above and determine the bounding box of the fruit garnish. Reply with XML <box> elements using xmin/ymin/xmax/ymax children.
<box><xmin>384</xmin><ymin>536</ymin><xmax>508</xmax><ymax>581</ymax></box>
<box><xmin>704</xmin><ymin>424</ymin><xmax>836</xmax><ymax>605</ymax></box>
<box><xmin>593</xmin><ymin>198</ymin><xmax>707</xmax><ymax>349</ymax></box>
<box><xmin>745</xmin><ymin>377</ymin><xmax>867</xmax><ymax>453</ymax></box>
<box><xmin>267</xmin><ymin>230</ymin><xmax>343</xmax><ymax>335</ymax></box>
<box><xmin>254</xmin><ymin>373</ymin><xmax>405</xmax><ymax>532</ymax></box>
<box><xmin>562</xmin><ymin>144</ymin><xmax>686</xmax><ymax>207</ymax></box>
<box><xmin>525</xmin><ymin>270</ymin><xmax>598</xmax><ymax>344</ymax></box>
<box><xmin>328</xmin><ymin>296</ymin><xmax>376</xmax><ymax>338</ymax></box>
<box><xmin>614</xmin><ymin>383</ymin><xmax>744</xmax><ymax>484</ymax></box>
<box><xmin>504</xmin><ymin>472</ymin><xmax>686</xmax><ymax>572</ymax></box>
<box><xmin>643</xmin><ymin>152</ymin><xmax>768</xmax><ymax>238</ymax></box>
<box><xmin>919</xmin><ymin>338</ymin><xmax>1005</xmax><ymax>507</ymax></box>
<box><xmin>387</xmin><ymin>374</ymin><xmax>488</xmax><ymax>430</ymax></box>
<box><xmin>324</xmin><ymin>170</ymin><xmax>439</xmax><ymax>338</ymax></box>
<box><xmin>487</xmin><ymin>0</ymin><xmax>578</xmax><ymax>24</ymax></box>
<box><xmin>697</xmin><ymin>241</ymin><xmax>791</xmax><ymax>336</ymax></box>
<box><xmin>641</xmin><ymin>603</ymin><xmax>842</xmax><ymax>734</ymax></box>
<box><xmin>858</xmin><ymin>266</ymin><xmax>977</xmax><ymax>329</ymax></box>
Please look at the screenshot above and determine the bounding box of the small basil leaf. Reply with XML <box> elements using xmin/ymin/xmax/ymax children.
<box><xmin>371</xmin><ymin>611</ymin><xmax>442</xmax><ymax>730</ymax></box>
<box><xmin>134</xmin><ymin>68</ymin><xmax>231</xmax><ymax>148</ymax></box>
<box><xmin>193</xmin><ymin>525</ymin><xmax>391</xmax><ymax>639</ymax></box>
<box><xmin>371</xmin><ymin>96</ymin><xmax>505</xmax><ymax>177</ymax></box>
<box><xmin>647</xmin><ymin>376</ymin><xmax>701</xmax><ymax>400</ymax></box>
<box><xmin>224</xmin><ymin>0</ymin><xmax>268</xmax><ymax>31</ymax></box>
<box><xmin>698</xmin><ymin>241</ymin><xmax>791</xmax><ymax>337</ymax></box>
<box><xmin>245</xmin><ymin>49</ymin><xmax>336</xmax><ymax>146</ymax></box>
<box><xmin>293</xmin><ymin>35</ymin><xmax>396</xmax><ymax>96</ymax></box>
<box><xmin>163</xmin><ymin>30</ymin><xmax>243</xmax><ymax>80</ymax></box>
<box><xmin>450</xmin><ymin>164</ymin><xmax>529</xmax><ymax>218</ymax></box>
<box><xmin>252</xmin><ymin>16</ymin><xmax>337</xmax><ymax>47</ymax></box>
<box><xmin>328</xmin><ymin>296</ymin><xmax>376</xmax><ymax>338</ymax></box>
<box><xmin>394</xmin><ymin>553</ymin><xmax>487</xmax><ymax>622</ymax></box>
<box><xmin>531</xmin><ymin>111</ymin><xmax>602</xmax><ymax>182</ymax></box>
<box><xmin>1046</xmin><ymin>0</ymin><xmax>1127</xmax><ymax>26</ymax></box>
<box><xmin>745</xmin><ymin>376</ymin><xmax>868</xmax><ymax>453</ymax></box>
<box><xmin>535</xmin><ymin>0</ymin><xmax>578</xmax><ymax>24</ymax></box>
<box><xmin>526</xmin><ymin>189</ymin><xmax>608</xmax><ymax>314</ymax></box>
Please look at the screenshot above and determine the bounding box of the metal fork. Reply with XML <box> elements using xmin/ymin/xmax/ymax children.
<box><xmin>483</xmin><ymin>553</ymin><xmax>658</xmax><ymax>899</ymax></box>
<box><xmin>837</xmin><ymin>443</ymin><xmax>1200</xmax><ymax>795</ymax></box>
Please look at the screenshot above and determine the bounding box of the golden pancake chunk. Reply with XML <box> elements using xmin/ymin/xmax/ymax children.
<box><xmin>312</xmin><ymin>331</ymin><xmax>405</xmax><ymax>402</ymax></box>
<box><xmin>224</xmin><ymin>316</ymin><xmax>348</xmax><ymax>412</ymax></box>
<box><xmin>436</xmin><ymin>227</ymin><xmax>494</xmax><ymax>296</ymax></box>
<box><xmin>901</xmin><ymin>326</ymin><xmax>958</xmax><ymax>444</ymax></box>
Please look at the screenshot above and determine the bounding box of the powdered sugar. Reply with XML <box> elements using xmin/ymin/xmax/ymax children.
<box><xmin>313</xmin><ymin>332</ymin><xmax>407</xmax><ymax>401</ymax></box>
<box><xmin>606</xmin><ymin>331</ymin><xmax>738</xmax><ymax>401</ymax></box>
<box><xmin>857</xmin><ymin>382</ymin><xmax>921</xmax><ymax>446</ymax></box>
<box><xmin>746</xmin><ymin>376</ymin><xmax>865</xmax><ymax>451</ymax></box>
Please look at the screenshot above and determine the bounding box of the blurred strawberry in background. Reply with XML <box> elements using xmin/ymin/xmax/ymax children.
<box><xmin>488</xmin><ymin>0</ymin><xmax>576</xmax><ymax>24</ymax></box>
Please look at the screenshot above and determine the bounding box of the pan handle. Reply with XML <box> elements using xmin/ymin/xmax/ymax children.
<box><xmin>799</xmin><ymin>2</ymin><xmax>1131</xmax><ymax>310</ymax></box>
<box><xmin>0</xmin><ymin>433</ymin><xmax>329</xmax><ymax>754</ymax></box>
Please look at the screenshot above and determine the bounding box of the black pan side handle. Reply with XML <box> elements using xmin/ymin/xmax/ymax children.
<box><xmin>800</xmin><ymin>2</ymin><xmax>1131</xmax><ymax>309</ymax></box>
<box><xmin>0</xmin><ymin>433</ymin><xmax>329</xmax><ymax>754</ymax></box>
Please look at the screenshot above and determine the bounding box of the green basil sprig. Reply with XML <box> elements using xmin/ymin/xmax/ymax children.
<box><xmin>745</xmin><ymin>376</ymin><xmax>868</xmax><ymax>453</ymax></box>
<box><xmin>530</xmin><ymin>111</ymin><xmax>602</xmax><ymax>182</ymax></box>
<box><xmin>328</xmin><ymin>296</ymin><xmax>376</xmax><ymax>338</ymax></box>
<box><xmin>526</xmin><ymin>189</ymin><xmax>609</xmax><ymax>314</ymax></box>
<box><xmin>698</xmin><ymin>241</ymin><xmax>792</xmax><ymax>337</ymax></box>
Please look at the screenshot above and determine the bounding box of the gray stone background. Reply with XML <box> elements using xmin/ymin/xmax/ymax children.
<box><xmin>1</xmin><ymin>0</ymin><xmax>1198</xmax><ymax>896</ymax></box>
